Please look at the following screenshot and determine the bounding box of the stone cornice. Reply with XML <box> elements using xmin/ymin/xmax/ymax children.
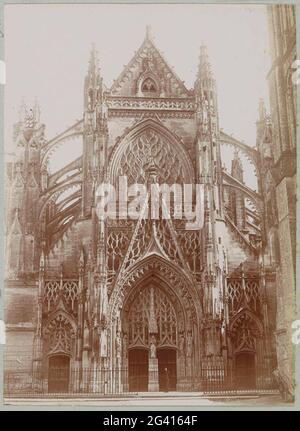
<box><xmin>106</xmin><ymin>95</ymin><xmax>196</xmax><ymax>118</ymax></box>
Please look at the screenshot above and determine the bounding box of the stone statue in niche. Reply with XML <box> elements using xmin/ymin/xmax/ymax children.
<box><xmin>186</xmin><ymin>331</ymin><xmax>193</xmax><ymax>357</ymax></box>
<box><xmin>150</xmin><ymin>336</ymin><xmax>157</xmax><ymax>359</ymax></box>
<box><xmin>221</xmin><ymin>319</ymin><xmax>227</xmax><ymax>347</ymax></box>
<box><xmin>115</xmin><ymin>330</ymin><xmax>121</xmax><ymax>359</ymax></box>
<box><xmin>122</xmin><ymin>333</ymin><xmax>128</xmax><ymax>360</ymax></box>
<box><xmin>99</xmin><ymin>327</ymin><xmax>108</xmax><ymax>358</ymax></box>
<box><xmin>178</xmin><ymin>315</ymin><xmax>184</xmax><ymax>334</ymax></box>
<box><xmin>179</xmin><ymin>333</ymin><xmax>185</xmax><ymax>356</ymax></box>
<box><xmin>83</xmin><ymin>320</ymin><xmax>90</xmax><ymax>349</ymax></box>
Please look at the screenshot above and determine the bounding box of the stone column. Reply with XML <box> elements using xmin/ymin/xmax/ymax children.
<box><xmin>148</xmin><ymin>335</ymin><xmax>159</xmax><ymax>391</ymax></box>
<box><xmin>32</xmin><ymin>251</ymin><xmax>45</xmax><ymax>393</ymax></box>
<box><xmin>177</xmin><ymin>332</ymin><xmax>186</xmax><ymax>390</ymax></box>
<box><xmin>148</xmin><ymin>287</ymin><xmax>159</xmax><ymax>391</ymax></box>
<box><xmin>75</xmin><ymin>252</ymin><xmax>84</xmax><ymax>392</ymax></box>
<box><xmin>115</xmin><ymin>328</ymin><xmax>122</xmax><ymax>394</ymax></box>
<box><xmin>185</xmin><ymin>331</ymin><xmax>193</xmax><ymax>389</ymax></box>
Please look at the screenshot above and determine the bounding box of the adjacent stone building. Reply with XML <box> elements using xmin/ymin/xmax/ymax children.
<box><xmin>263</xmin><ymin>4</ymin><xmax>297</xmax><ymax>400</ymax></box>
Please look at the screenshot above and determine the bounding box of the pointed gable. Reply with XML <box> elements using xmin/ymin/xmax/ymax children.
<box><xmin>110</xmin><ymin>31</ymin><xmax>191</xmax><ymax>98</ymax></box>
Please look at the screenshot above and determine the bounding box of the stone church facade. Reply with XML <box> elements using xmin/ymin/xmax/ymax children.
<box><xmin>4</xmin><ymin>26</ymin><xmax>289</xmax><ymax>396</ymax></box>
<box><xmin>265</xmin><ymin>5</ymin><xmax>296</xmax><ymax>400</ymax></box>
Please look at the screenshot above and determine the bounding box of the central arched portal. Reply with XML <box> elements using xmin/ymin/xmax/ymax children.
<box><xmin>120</xmin><ymin>270</ymin><xmax>197</xmax><ymax>392</ymax></box>
<box><xmin>125</xmin><ymin>283</ymin><xmax>178</xmax><ymax>392</ymax></box>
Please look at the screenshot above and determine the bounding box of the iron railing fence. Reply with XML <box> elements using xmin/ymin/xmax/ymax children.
<box><xmin>4</xmin><ymin>365</ymin><xmax>278</xmax><ymax>398</ymax></box>
<box><xmin>199</xmin><ymin>364</ymin><xmax>278</xmax><ymax>395</ymax></box>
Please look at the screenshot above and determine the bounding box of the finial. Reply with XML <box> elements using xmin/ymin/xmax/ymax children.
<box><xmin>200</xmin><ymin>43</ymin><xmax>208</xmax><ymax>58</ymax></box>
<box><xmin>18</xmin><ymin>98</ymin><xmax>39</xmax><ymax>129</ymax></box>
<box><xmin>89</xmin><ymin>42</ymin><xmax>95</xmax><ymax>64</ymax></box>
<box><xmin>79</xmin><ymin>246</ymin><xmax>85</xmax><ymax>266</ymax></box>
<box><xmin>199</xmin><ymin>43</ymin><xmax>209</xmax><ymax>68</ymax></box>
<box><xmin>33</xmin><ymin>98</ymin><xmax>41</xmax><ymax>123</ymax></box>
<box><xmin>197</xmin><ymin>43</ymin><xmax>215</xmax><ymax>85</ymax></box>
<box><xmin>258</xmin><ymin>98</ymin><xmax>266</xmax><ymax>121</ymax></box>
<box><xmin>234</xmin><ymin>148</ymin><xmax>240</xmax><ymax>160</ymax></box>
<box><xmin>88</xmin><ymin>43</ymin><xmax>99</xmax><ymax>75</ymax></box>
<box><xmin>19</xmin><ymin>99</ymin><xmax>27</xmax><ymax>122</ymax></box>
<box><xmin>39</xmin><ymin>249</ymin><xmax>45</xmax><ymax>270</ymax></box>
<box><xmin>145</xmin><ymin>25</ymin><xmax>152</xmax><ymax>41</ymax></box>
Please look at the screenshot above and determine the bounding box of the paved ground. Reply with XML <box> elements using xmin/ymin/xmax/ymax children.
<box><xmin>3</xmin><ymin>393</ymin><xmax>292</xmax><ymax>408</ymax></box>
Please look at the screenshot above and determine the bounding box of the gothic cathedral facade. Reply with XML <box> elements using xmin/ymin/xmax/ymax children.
<box><xmin>5</xmin><ymin>29</ymin><xmax>280</xmax><ymax>394</ymax></box>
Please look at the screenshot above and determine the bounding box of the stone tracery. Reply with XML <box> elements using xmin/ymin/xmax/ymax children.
<box><xmin>125</xmin><ymin>285</ymin><xmax>178</xmax><ymax>348</ymax></box>
<box><xmin>43</xmin><ymin>313</ymin><xmax>76</xmax><ymax>356</ymax></box>
<box><xmin>116</xmin><ymin>129</ymin><xmax>191</xmax><ymax>185</ymax></box>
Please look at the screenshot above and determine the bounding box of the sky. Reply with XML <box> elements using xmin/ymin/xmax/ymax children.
<box><xmin>4</xmin><ymin>3</ymin><xmax>271</xmax><ymax>186</ymax></box>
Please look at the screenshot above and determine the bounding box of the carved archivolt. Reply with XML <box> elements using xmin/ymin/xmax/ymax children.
<box><xmin>109</xmin><ymin>255</ymin><xmax>201</xmax><ymax>329</ymax></box>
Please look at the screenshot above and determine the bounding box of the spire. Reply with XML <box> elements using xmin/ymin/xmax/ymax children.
<box><xmin>195</xmin><ymin>43</ymin><xmax>219</xmax><ymax>139</ymax></box>
<box><xmin>256</xmin><ymin>98</ymin><xmax>272</xmax><ymax>151</ymax></box>
<box><xmin>39</xmin><ymin>249</ymin><xmax>45</xmax><ymax>271</ymax></box>
<box><xmin>231</xmin><ymin>150</ymin><xmax>244</xmax><ymax>182</ymax></box>
<box><xmin>86</xmin><ymin>43</ymin><xmax>102</xmax><ymax>89</ymax></box>
<box><xmin>88</xmin><ymin>43</ymin><xmax>97</xmax><ymax>76</ymax></box>
<box><xmin>196</xmin><ymin>43</ymin><xmax>216</xmax><ymax>91</ymax></box>
<box><xmin>145</xmin><ymin>25</ymin><xmax>153</xmax><ymax>41</ymax></box>
<box><xmin>84</xmin><ymin>44</ymin><xmax>103</xmax><ymax>112</ymax></box>
<box><xmin>258</xmin><ymin>98</ymin><xmax>266</xmax><ymax>121</ymax></box>
<box><xmin>33</xmin><ymin>98</ymin><xmax>41</xmax><ymax>124</ymax></box>
<box><xmin>18</xmin><ymin>102</ymin><xmax>35</xmax><ymax>129</ymax></box>
<box><xmin>199</xmin><ymin>43</ymin><xmax>209</xmax><ymax>70</ymax></box>
<box><xmin>18</xmin><ymin>99</ymin><xmax>27</xmax><ymax>123</ymax></box>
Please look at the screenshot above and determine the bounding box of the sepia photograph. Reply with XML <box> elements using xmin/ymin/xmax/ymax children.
<box><xmin>1</xmin><ymin>2</ymin><xmax>298</xmax><ymax>409</ymax></box>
